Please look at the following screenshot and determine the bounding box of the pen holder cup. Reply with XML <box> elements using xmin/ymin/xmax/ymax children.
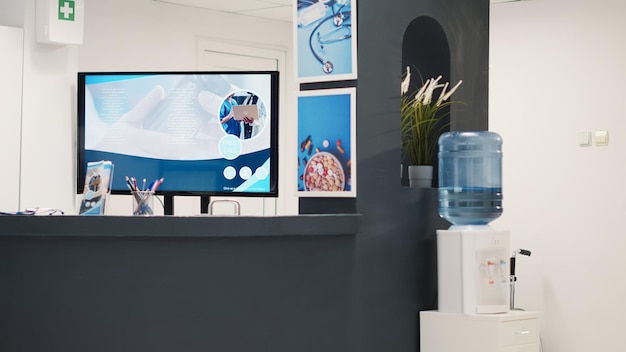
<box><xmin>132</xmin><ymin>191</ymin><xmax>155</xmax><ymax>216</ymax></box>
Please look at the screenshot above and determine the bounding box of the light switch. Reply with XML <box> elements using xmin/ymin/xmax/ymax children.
<box><xmin>594</xmin><ymin>131</ymin><xmax>609</xmax><ymax>146</ymax></box>
<box><xmin>578</xmin><ymin>132</ymin><xmax>591</xmax><ymax>147</ymax></box>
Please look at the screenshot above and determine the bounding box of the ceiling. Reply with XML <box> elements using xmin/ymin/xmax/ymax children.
<box><xmin>153</xmin><ymin>0</ymin><xmax>294</xmax><ymax>23</ymax></box>
<box><xmin>153</xmin><ymin>0</ymin><xmax>519</xmax><ymax>24</ymax></box>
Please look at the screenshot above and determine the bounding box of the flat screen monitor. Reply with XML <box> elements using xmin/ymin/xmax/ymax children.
<box><xmin>77</xmin><ymin>71</ymin><xmax>279</xmax><ymax>206</ymax></box>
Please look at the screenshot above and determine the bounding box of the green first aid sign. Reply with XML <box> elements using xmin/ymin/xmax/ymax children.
<box><xmin>58</xmin><ymin>0</ymin><xmax>75</xmax><ymax>21</ymax></box>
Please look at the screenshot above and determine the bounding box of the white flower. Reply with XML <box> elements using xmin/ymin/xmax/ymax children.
<box><xmin>422</xmin><ymin>75</ymin><xmax>443</xmax><ymax>105</ymax></box>
<box><xmin>401</xmin><ymin>66</ymin><xmax>411</xmax><ymax>95</ymax></box>
<box><xmin>436</xmin><ymin>80</ymin><xmax>463</xmax><ymax>106</ymax></box>
<box><xmin>435</xmin><ymin>82</ymin><xmax>449</xmax><ymax>107</ymax></box>
<box><xmin>401</xmin><ymin>70</ymin><xmax>462</xmax><ymax>108</ymax></box>
<box><xmin>413</xmin><ymin>79</ymin><xmax>429</xmax><ymax>105</ymax></box>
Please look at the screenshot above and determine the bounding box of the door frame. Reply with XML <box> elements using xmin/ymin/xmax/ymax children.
<box><xmin>195</xmin><ymin>37</ymin><xmax>297</xmax><ymax>215</ymax></box>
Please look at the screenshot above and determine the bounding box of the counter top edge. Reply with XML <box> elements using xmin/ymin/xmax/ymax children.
<box><xmin>0</xmin><ymin>214</ymin><xmax>362</xmax><ymax>238</ymax></box>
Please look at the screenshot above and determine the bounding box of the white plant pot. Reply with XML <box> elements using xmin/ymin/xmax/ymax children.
<box><xmin>408</xmin><ymin>165</ymin><xmax>433</xmax><ymax>188</ymax></box>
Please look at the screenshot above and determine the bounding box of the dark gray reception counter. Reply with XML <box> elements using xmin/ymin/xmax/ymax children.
<box><xmin>0</xmin><ymin>214</ymin><xmax>361</xmax><ymax>352</ymax></box>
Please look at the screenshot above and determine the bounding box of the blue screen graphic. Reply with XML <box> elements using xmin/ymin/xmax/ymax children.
<box><xmin>77</xmin><ymin>71</ymin><xmax>278</xmax><ymax>196</ymax></box>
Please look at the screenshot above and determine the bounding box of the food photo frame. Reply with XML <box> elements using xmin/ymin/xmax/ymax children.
<box><xmin>297</xmin><ymin>87</ymin><xmax>356</xmax><ymax>197</ymax></box>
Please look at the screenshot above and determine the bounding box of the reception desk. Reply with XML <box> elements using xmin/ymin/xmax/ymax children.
<box><xmin>0</xmin><ymin>214</ymin><xmax>361</xmax><ymax>352</ymax></box>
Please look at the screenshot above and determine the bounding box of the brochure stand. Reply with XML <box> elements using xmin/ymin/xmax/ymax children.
<box><xmin>79</xmin><ymin>160</ymin><xmax>113</xmax><ymax>215</ymax></box>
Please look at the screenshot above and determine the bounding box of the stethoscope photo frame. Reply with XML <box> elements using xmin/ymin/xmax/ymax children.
<box><xmin>294</xmin><ymin>0</ymin><xmax>358</xmax><ymax>83</ymax></box>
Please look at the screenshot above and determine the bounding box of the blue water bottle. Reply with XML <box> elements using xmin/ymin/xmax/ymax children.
<box><xmin>438</xmin><ymin>131</ymin><xmax>503</xmax><ymax>226</ymax></box>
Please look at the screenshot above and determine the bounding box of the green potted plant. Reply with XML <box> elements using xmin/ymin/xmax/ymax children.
<box><xmin>400</xmin><ymin>66</ymin><xmax>463</xmax><ymax>187</ymax></box>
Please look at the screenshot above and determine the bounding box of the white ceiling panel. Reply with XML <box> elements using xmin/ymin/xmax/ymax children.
<box><xmin>261</xmin><ymin>0</ymin><xmax>293</xmax><ymax>5</ymax></box>
<box><xmin>154</xmin><ymin>0</ymin><xmax>293</xmax><ymax>22</ymax></box>
<box><xmin>242</xmin><ymin>6</ymin><xmax>293</xmax><ymax>22</ymax></box>
<box><xmin>156</xmin><ymin>0</ymin><xmax>275</xmax><ymax>12</ymax></box>
<box><xmin>157</xmin><ymin>1</ymin><xmax>510</xmax><ymax>23</ymax></box>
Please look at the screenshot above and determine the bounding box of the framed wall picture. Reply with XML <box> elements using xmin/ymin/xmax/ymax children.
<box><xmin>294</xmin><ymin>0</ymin><xmax>358</xmax><ymax>83</ymax></box>
<box><xmin>297</xmin><ymin>88</ymin><xmax>356</xmax><ymax>197</ymax></box>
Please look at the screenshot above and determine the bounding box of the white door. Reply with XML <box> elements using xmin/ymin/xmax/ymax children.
<box><xmin>199</xmin><ymin>50</ymin><xmax>278</xmax><ymax>72</ymax></box>
<box><xmin>167</xmin><ymin>38</ymin><xmax>294</xmax><ymax>216</ymax></box>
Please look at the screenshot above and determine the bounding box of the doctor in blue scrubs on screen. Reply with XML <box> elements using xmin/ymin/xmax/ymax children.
<box><xmin>220</xmin><ymin>93</ymin><xmax>241</xmax><ymax>138</ymax></box>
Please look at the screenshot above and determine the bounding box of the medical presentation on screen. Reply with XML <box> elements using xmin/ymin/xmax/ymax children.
<box><xmin>80</xmin><ymin>72</ymin><xmax>277</xmax><ymax>195</ymax></box>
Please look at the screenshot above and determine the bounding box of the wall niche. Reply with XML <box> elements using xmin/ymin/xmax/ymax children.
<box><xmin>401</xmin><ymin>16</ymin><xmax>451</xmax><ymax>187</ymax></box>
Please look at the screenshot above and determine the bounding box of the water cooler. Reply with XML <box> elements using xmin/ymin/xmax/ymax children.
<box><xmin>421</xmin><ymin>132</ymin><xmax>540</xmax><ymax>352</ymax></box>
<box><xmin>436</xmin><ymin>131</ymin><xmax>508</xmax><ymax>315</ymax></box>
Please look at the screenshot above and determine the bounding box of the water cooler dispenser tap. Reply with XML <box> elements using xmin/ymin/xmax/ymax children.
<box><xmin>510</xmin><ymin>248</ymin><xmax>532</xmax><ymax>310</ymax></box>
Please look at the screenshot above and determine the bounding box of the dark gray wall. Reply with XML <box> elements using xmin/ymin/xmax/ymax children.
<box><xmin>356</xmin><ymin>0</ymin><xmax>488</xmax><ymax>350</ymax></box>
<box><xmin>301</xmin><ymin>0</ymin><xmax>489</xmax><ymax>351</ymax></box>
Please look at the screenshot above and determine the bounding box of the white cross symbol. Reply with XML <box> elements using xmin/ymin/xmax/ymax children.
<box><xmin>59</xmin><ymin>1</ymin><xmax>74</xmax><ymax>19</ymax></box>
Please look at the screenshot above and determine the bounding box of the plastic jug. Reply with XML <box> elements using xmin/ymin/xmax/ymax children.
<box><xmin>438</xmin><ymin>131</ymin><xmax>503</xmax><ymax>226</ymax></box>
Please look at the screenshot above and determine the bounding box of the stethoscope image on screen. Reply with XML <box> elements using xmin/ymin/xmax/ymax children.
<box><xmin>299</xmin><ymin>0</ymin><xmax>352</xmax><ymax>74</ymax></box>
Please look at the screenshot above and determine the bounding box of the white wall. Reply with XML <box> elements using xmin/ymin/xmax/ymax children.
<box><xmin>0</xmin><ymin>0</ymin><xmax>295</xmax><ymax>215</ymax></box>
<box><xmin>0</xmin><ymin>0</ymin><xmax>23</xmax><ymax>27</ymax></box>
<box><xmin>490</xmin><ymin>0</ymin><xmax>626</xmax><ymax>351</ymax></box>
<box><xmin>77</xmin><ymin>0</ymin><xmax>296</xmax><ymax>216</ymax></box>
<box><xmin>0</xmin><ymin>26</ymin><xmax>23</xmax><ymax>211</ymax></box>
<box><xmin>0</xmin><ymin>0</ymin><xmax>79</xmax><ymax>213</ymax></box>
<box><xmin>77</xmin><ymin>0</ymin><xmax>292</xmax><ymax>71</ymax></box>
